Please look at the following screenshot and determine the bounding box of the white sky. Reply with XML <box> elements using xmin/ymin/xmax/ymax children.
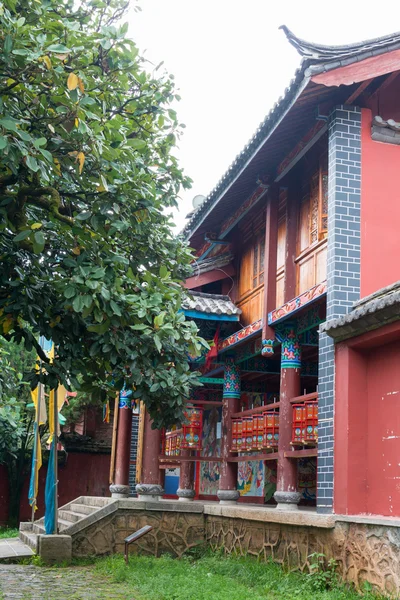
<box><xmin>128</xmin><ymin>0</ymin><xmax>400</xmax><ymax>231</ymax></box>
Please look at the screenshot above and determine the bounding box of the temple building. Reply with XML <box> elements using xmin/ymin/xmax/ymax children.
<box><xmin>112</xmin><ymin>27</ymin><xmax>400</xmax><ymax>519</ymax></box>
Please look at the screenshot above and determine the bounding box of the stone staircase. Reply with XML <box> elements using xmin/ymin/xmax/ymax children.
<box><xmin>19</xmin><ymin>496</ymin><xmax>117</xmax><ymax>554</ymax></box>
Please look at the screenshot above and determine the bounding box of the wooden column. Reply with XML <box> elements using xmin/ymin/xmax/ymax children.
<box><xmin>217</xmin><ymin>358</ymin><xmax>240</xmax><ymax>503</ymax></box>
<box><xmin>109</xmin><ymin>394</ymin><xmax>133</xmax><ymax>498</ymax></box>
<box><xmin>262</xmin><ymin>186</ymin><xmax>279</xmax><ymax>356</ymax></box>
<box><xmin>135</xmin><ymin>411</ymin><xmax>164</xmax><ymax>500</ymax></box>
<box><xmin>177</xmin><ymin>449</ymin><xmax>195</xmax><ymax>501</ymax></box>
<box><xmin>284</xmin><ymin>184</ymin><xmax>299</xmax><ymax>303</ymax></box>
<box><xmin>274</xmin><ymin>324</ymin><xmax>301</xmax><ymax>509</ymax></box>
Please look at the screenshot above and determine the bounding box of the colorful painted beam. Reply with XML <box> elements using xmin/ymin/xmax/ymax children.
<box><xmin>183</xmin><ymin>309</ymin><xmax>239</xmax><ymax>322</ymax></box>
<box><xmin>268</xmin><ymin>281</ymin><xmax>327</xmax><ymax>325</ymax></box>
<box><xmin>199</xmin><ymin>377</ymin><xmax>224</xmax><ymax>385</ymax></box>
<box><xmin>218</xmin><ymin>319</ymin><xmax>263</xmax><ymax>353</ymax></box>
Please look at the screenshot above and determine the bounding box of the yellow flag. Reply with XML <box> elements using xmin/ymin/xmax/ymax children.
<box><xmin>31</xmin><ymin>386</ymin><xmax>47</xmax><ymax>426</ymax></box>
<box><xmin>48</xmin><ymin>386</ymin><xmax>67</xmax><ymax>443</ymax></box>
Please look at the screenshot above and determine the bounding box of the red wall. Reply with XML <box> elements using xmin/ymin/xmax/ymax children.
<box><xmin>361</xmin><ymin>108</ymin><xmax>400</xmax><ymax>298</ymax></box>
<box><xmin>335</xmin><ymin>321</ymin><xmax>400</xmax><ymax>517</ymax></box>
<box><xmin>1</xmin><ymin>452</ymin><xmax>110</xmax><ymax>524</ymax></box>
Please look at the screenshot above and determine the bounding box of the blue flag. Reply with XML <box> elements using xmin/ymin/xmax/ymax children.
<box><xmin>44</xmin><ymin>439</ymin><xmax>56</xmax><ymax>534</ymax></box>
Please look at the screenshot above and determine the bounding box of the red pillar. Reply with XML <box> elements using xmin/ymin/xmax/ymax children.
<box><xmin>177</xmin><ymin>449</ymin><xmax>195</xmax><ymax>501</ymax></box>
<box><xmin>218</xmin><ymin>359</ymin><xmax>240</xmax><ymax>503</ymax></box>
<box><xmin>262</xmin><ymin>186</ymin><xmax>279</xmax><ymax>356</ymax></box>
<box><xmin>110</xmin><ymin>396</ymin><xmax>133</xmax><ymax>498</ymax></box>
<box><xmin>274</xmin><ymin>325</ymin><xmax>301</xmax><ymax>509</ymax></box>
<box><xmin>136</xmin><ymin>411</ymin><xmax>163</xmax><ymax>500</ymax></box>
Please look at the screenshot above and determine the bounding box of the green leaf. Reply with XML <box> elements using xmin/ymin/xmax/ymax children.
<box><xmin>72</xmin><ymin>295</ymin><xmax>84</xmax><ymax>312</ymax></box>
<box><xmin>159</xmin><ymin>265</ymin><xmax>168</xmax><ymax>278</ymax></box>
<box><xmin>126</xmin><ymin>138</ymin><xmax>146</xmax><ymax>150</ymax></box>
<box><xmin>76</xmin><ymin>211</ymin><xmax>92</xmax><ymax>221</ymax></box>
<box><xmin>154</xmin><ymin>335</ymin><xmax>162</xmax><ymax>353</ymax></box>
<box><xmin>87</xmin><ymin>321</ymin><xmax>110</xmax><ymax>334</ymax></box>
<box><xmin>32</xmin><ymin>231</ymin><xmax>45</xmax><ymax>253</ymax></box>
<box><xmin>0</xmin><ymin>136</ymin><xmax>7</xmax><ymax>149</ymax></box>
<box><xmin>64</xmin><ymin>286</ymin><xmax>76</xmax><ymax>299</ymax></box>
<box><xmin>4</xmin><ymin>35</ymin><xmax>12</xmax><ymax>55</ymax></box>
<box><xmin>0</xmin><ymin>118</ymin><xmax>19</xmax><ymax>132</ymax></box>
<box><xmin>46</xmin><ymin>44</ymin><xmax>71</xmax><ymax>53</ymax></box>
<box><xmin>110</xmin><ymin>300</ymin><xmax>122</xmax><ymax>316</ymax></box>
<box><xmin>13</xmin><ymin>230</ymin><xmax>31</xmax><ymax>242</ymax></box>
<box><xmin>26</xmin><ymin>155</ymin><xmax>39</xmax><ymax>172</ymax></box>
<box><xmin>33</xmin><ymin>138</ymin><xmax>47</xmax><ymax>148</ymax></box>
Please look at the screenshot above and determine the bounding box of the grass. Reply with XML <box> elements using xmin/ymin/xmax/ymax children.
<box><xmin>0</xmin><ymin>527</ymin><xmax>18</xmax><ymax>539</ymax></box>
<box><xmin>91</xmin><ymin>549</ymin><xmax>385</xmax><ymax>600</ymax></box>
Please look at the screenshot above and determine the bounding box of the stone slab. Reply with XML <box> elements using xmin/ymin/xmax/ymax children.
<box><xmin>0</xmin><ymin>538</ymin><xmax>33</xmax><ymax>560</ymax></box>
<box><xmin>203</xmin><ymin>504</ymin><xmax>335</xmax><ymax>528</ymax></box>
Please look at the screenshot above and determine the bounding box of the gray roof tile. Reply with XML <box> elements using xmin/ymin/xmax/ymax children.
<box><xmin>183</xmin><ymin>291</ymin><xmax>241</xmax><ymax>317</ymax></box>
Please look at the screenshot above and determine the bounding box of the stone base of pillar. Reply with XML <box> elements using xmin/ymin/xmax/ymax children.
<box><xmin>217</xmin><ymin>489</ymin><xmax>240</xmax><ymax>504</ymax></box>
<box><xmin>109</xmin><ymin>484</ymin><xmax>130</xmax><ymax>499</ymax></box>
<box><xmin>136</xmin><ymin>483</ymin><xmax>164</xmax><ymax>501</ymax></box>
<box><xmin>177</xmin><ymin>488</ymin><xmax>195</xmax><ymax>502</ymax></box>
<box><xmin>274</xmin><ymin>490</ymin><xmax>301</xmax><ymax>511</ymax></box>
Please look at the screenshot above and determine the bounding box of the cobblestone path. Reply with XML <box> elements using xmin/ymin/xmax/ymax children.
<box><xmin>0</xmin><ymin>565</ymin><xmax>135</xmax><ymax>600</ymax></box>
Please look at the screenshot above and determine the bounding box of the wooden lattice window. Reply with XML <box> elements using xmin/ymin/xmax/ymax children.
<box><xmin>252</xmin><ymin>235</ymin><xmax>265</xmax><ymax>288</ymax></box>
<box><xmin>308</xmin><ymin>164</ymin><xmax>328</xmax><ymax>245</ymax></box>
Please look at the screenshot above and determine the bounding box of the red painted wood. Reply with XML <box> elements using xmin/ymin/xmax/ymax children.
<box><xmin>284</xmin><ymin>448</ymin><xmax>318</xmax><ymax>459</ymax></box>
<box><xmin>361</xmin><ymin>108</ymin><xmax>400</xmax><ymax>298</ymax></box>
<box><xmin>290</xmin><ymin>392</ymin><xmax>318</xmax><ymax>404</ymax></box>
<box><xmin>232</xmin><ymin>402</ymin><xmax>280</xmax><ymax>419</ymax></box>
<box><xmin>142</xmin><ymin>412</ymin><xmax>162</xmax><ymax>486</ymax></box>
<box><xmin>311</xmin><ymin>48</ymin><xmax>400</xmax><ymax>87</ymax></box>
<box><xmin>334</xmin><ymin>322</ymin><xmax>400</xmax><ymax>516</ymax></box>
<box><xmin>219</xmin><ymin>395</ymin><xmax>240</xmax><ymax>491</ymax></box>
<box><xmin>0</xmin><ymin>465</ymin><xmax>9</xmax><ymax>525</ymax></box>
<box><xmin>185</xmin><ymin>264</ymin><xmax>235</xmax><ymax>290</ymax></box>
<box><xmin>178</xmin><ymin>449</ymin><xmax>194</xmax><ymax>491</ymax></box>
<box><xmin>114</xmin><ymin>406</ymin><xmax>133</xmax><ymax>488</ymax></box>
<box><xmin>284</xmin><ymin>185</ymin><xmax>299</xmax><ymax>302</ymax></box>
<box><xmin>227</xmin><ymin>452</ymin><xmax>278</xmax><ymax>463</ymax></box>
<box><xmin>262</xmin><ymin>187</ymin><xmax>278</xmax><ymax>343</ymax></box>
<box><xmin>276</xmin><ymin>368</ymin><xmax>301</xmax><ymax>494</ymax></box>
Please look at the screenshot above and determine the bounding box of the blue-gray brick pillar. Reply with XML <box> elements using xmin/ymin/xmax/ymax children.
<box><xmin>317</xmin><ymin>105</ymin><xmax>361</xmax><ymax>514</ymax></box>
<box><xmin>129</xmin><ymin>413</ymin><xmax>139</xmax><ymax>497</ymax></box>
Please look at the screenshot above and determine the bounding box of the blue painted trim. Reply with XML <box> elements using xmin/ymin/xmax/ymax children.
<box><xmin>268</xmin><ymin>291</ymin><xmax>327</xmax><ymax>327</ymax></box>
<box><xmin>197</xmin><ymin>186</ymin><xmax>269</xmax><ymax>261</ymax></box>
<box><xmin>183</xmin><ymin>309</ymin><xmax>239</xmax><ymax>322</ymax></box>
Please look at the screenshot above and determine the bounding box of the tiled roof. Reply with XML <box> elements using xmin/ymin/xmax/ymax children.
<box><xmin>183</xmin><ymin>291</ymin><xmax>241</xmax><ymax>316</ymax></box>
<box><xmin>190</xmin><ymin>253</ymin><xmax>233</xmax><ymax>276</ymax></box>
<box><xmin>182</xmin><ymin>27</ymin><xmax>400</xmax><ymax>241</ymax></box>
<box><xmin>372</xmin><ymin>116</ymin><xmax>400</xmax><ymax>144</ymax></box>
<box><xmin>321</xmin><ymin>281</ymin><xmax>400</xmax><ymax>342</ymax></box>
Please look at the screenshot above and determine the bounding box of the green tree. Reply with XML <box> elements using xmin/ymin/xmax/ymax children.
<box><xmin>0</xmin><ymin>0</ymin><xmax>206</xmax><ymax>429</ymax></box>
<box><xmin>0</xmin><ymin>338</ymin><xmax>36</xmax><ymax>525</ymax></box>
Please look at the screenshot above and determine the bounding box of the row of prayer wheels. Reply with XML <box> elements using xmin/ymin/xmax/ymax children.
<box><xmin>231</xmin><ymin>410</ymin><xmax>280</xmax><ymax>452</ymax></box>
<box><xmin>292</xmin><ymin>401</ymin><xmax>318</xmax><ymax>445</ymax></box>
<box><xmin>164</xmin><ymin>405</ymin><xmax>204</xmax><ymax>455</ymax></box>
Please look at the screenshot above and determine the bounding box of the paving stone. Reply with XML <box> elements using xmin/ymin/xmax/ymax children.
<box><xmin>0</xmin><ymin>565</ymin><xmax>134</xmax><ymax>600</ymax></box>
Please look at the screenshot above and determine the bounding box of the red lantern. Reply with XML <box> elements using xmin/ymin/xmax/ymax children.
<box><xmin>182</xmin><ymin>406</ymin><xmax>203</xmax><ymax>450</ymax></box>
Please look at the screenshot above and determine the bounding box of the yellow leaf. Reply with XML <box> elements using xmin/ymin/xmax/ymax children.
<box><xmin>72</xmin><ymin>247</ymin><xmax>81</xmax><ymax>255</ymax></box>
<box><xmin>2</xmin><ymin>316</ymin><xmax>13</xmax><ymax>334</ymax></box>
<box><xmin>43</xmin><ymin>56</ymin><xmax>52</xmax><ymax>70</ymax></box>
<box><xmin>31</xmin><ymin>223</ymin><xmax>42</xmax><ymax>230</ymax></box>
<box><xmin>74</xmin><ymin>118</ymin><xmax>79</xmax><ymax>128</ymax></box>
<box><xmin>67</xmin><ymin>73</ymin><xmax>79</xmax><ymax>91</ymax></box>
<box><xmin>78</xmin><ymin>77</ymin><xmax>85</xmax><ymax>93</ymax></box>
<box><xmin>48</xmin><ymin>124</ymin><xmax>55</xmax><ymax>133</ymax></box>
<box><xmin>77</xmin><ymin>151</ymin><xmax>85</xmax><ymax>174</ymax></box>
<box><xmin>53</xmin><ymin>158</ymin><xmax>61</xmax><ymax>176</ymax></box>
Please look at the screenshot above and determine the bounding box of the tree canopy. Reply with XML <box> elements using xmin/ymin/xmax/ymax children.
<box><xmin>0</xmin><ymin>0</ymin><xmax>205</xmax><ymax>428</ymax></box>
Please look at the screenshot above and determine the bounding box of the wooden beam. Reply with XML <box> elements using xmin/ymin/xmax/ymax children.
<box><xmin>227</xmin><ymin>452</ymin><xmax>279</xmax><ymax>462</ymax></box>
<box><xmin>345</xmin><ymin>78</ymin><xmax>374</xmax><ymax>104</ymax></box>
<box><xmin>368</xmin><ymin>70</ymin><xmax>400</xmax><ymax>103</ymax></box>
<box><xmin>158</xmin><ymin>455</ymin><xmax>222</xmax><ymax>462</ymax></box>
<box><xmin>185</xmin><ymin>264</ymin><xmax>235</xmax><ymax>290</ymax></box>
<box><xmin>284</xmin><ymin>448</ymin><xmax>318</xmax><ymax>459</ymax></box>
<box><xmin>232</xmin><ymin>401</ymin><xmax>280</xmax><ymax>419</ymax></box>
<box><xmin>290</xmin><ymin>391</ymin><xmax>318</xmax><ymax>404</ymax></box>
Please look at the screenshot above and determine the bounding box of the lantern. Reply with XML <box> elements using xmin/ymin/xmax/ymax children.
<box><xmin>181</xmin><ymin>406</ymin><xmax>203</xmax><ymax>450</ymax></box>
<box><xmin>263</xmin><ymin>410</ymin><xmax>279</xmax><ymax>449</ymax></box>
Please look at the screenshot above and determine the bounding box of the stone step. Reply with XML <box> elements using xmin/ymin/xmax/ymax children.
<box><xmin>33</xmin><ymin>517</ymin><xmax>71</xmax><ymax>535</ymax></box>
<box><xmin>70</xmin><ymin>503</ymin><xmax>98</xmax><ymax>516</ymax></box>
<box><xmin>19</xmin><ymin>530</ymin><xmax>38</xmax><ymax>552</ymax></box>
<box><xmin>58</xmin><ymin>509</ymin><xmax>85</xmax><ymax>524</ymax></box>
<box><xmin>79</xmin><ymin>496</ymin><xmax>112</xmax><ymax>508</ymax></box>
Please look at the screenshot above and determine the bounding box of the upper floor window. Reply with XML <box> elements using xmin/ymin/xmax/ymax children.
<box><xmin>253</xmin><ymin>235</ymin><xmax>265</xmax><ymax>288</ymax></box>
<box><xmin>299</xmin><ymin>159</ymin><xmax>328</xmax><ymax>254</ymax></box>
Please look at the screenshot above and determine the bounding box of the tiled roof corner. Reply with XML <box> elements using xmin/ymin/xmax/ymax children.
<box><xmin>321</xmin><ymin>281</ymin><xmax>400</xmax><ymax>341</ymax></box>
<box><xmin>183</xmin><ymin>291</ymin><xmax>241</xmax><ymax>317</ymax></box>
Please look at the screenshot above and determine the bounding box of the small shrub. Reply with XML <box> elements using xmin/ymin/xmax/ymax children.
<box><xmin>306</xmin><ymin>552</ymin><xmax>339</xmax><ymax>591</ymax></box>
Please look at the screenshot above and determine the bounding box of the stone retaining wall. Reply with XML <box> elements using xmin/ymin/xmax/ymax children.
<box><xmin>69</xmin><ymin>499</ymin><xmax>400</xmax><ymax>596</ymax></box>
